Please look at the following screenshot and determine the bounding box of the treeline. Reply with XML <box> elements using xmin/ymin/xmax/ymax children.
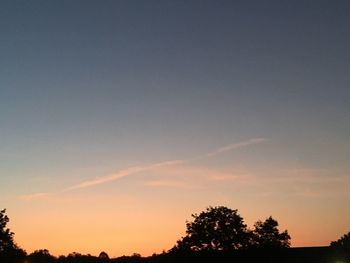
<box><xmin>21</xmin><ymin>248</ymin><xmax>350</xmax><ymax>263</ymax></box>
<box><xmin>1</xmin><ymin>207</ymin><xmax>349</xmax><ymax>263</ymax></box>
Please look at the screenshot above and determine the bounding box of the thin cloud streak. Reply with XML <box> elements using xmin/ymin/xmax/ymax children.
<box><xmin>144</xmin><ymin>180</ymin><xmax>186</xmax><ymax>188</ymax></box>
<box><xmin>65</xmin><ymin>160</ymin><xmax>184</xmax><ymax>191</ymax></box>
<box><xmin>19</xmin><ymin>138</ymin><xmax>268</xmax><ymax>199</ymax></box>
<box><xmin>21</xmin><ymin>138</ymin><xmax>267</xmax><ymax>194</ymax></box>
<box><xmin>64</xmin><ymin>138</ymin><xmax>267</xmax><ymax>191</ymax></box>
<box><xmin>19</xmin><ymin>192</ymin><xmax>52</xmax><ymax>201</ymax></box>
<box><xmin>203</xmin><ymin>138</ymin><xmax>268</xmax><ymax>158</ymax></box>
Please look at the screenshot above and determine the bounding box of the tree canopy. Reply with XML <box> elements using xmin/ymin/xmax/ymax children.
<box><xmin>252</xmin><ymin>216</ymin><xmax>291</xmax><ymax>248</ymax></box>
<box><xmin>0</xmin><ymin>209</ymin><xmax>16</xmax><ymax>252</ymax></box>
<box><xmin>173</xmin><ymin>206</ymin><xmax>251</xmax><ymax>251</ymax></box>
<box><xmin>0</xmin><ymin>209</ymin><xmax>26</xmax><ymax>262</ymax></box>
<box><xmin>331</xmin><ymin>231</ymin><xmax>350</xmax><ymax>251</ymax></box>
<box><xmin>172</xmin><ymin>206</ymin><xmax>291</xmax><ymax>252</ymax></box>
<box><xmin>28</xmin><ymin>249</ymin><xmax>56</xmax><ymax>263</ymax></box>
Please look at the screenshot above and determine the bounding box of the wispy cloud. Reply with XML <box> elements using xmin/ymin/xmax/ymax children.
<box><xmin>65</xmin><ymin>160</ymin><xmax>184</xmax><ymax>191</ymax></box>
<box><xmin>21</xmin><ymin>137</ymin><xmax>267</xmax><ymax>197</ymax></box>
<box><xmin>148</xmin><ymin>164</ymin><xmax>248</xmax><ymax>182</ymax></box>
<box><xmin>19</xmin><ymin>192</ymin><xmax>53</xmax><ymax>201</ymax></box>
<box><xmin>144</xmin><ymin>180</ymin><xmax>186</xmax><ymax>188</ymax></box>
<box><xmin>65</xmin><ymin>138</ymin><xmax>266</xmax><ymax>191</ymax></box>
<box><xmin>203</xmin><ymin>138</ymin><xmax>268</xmax><ymax>158</ymax></box>
<box><xmin>208</xmin><ymin>174</ymin><xmax>239</xmax><ymax>181</ymax></box>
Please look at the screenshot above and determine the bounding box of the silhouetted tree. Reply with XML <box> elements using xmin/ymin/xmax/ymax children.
<box><xmin>58</xmin><ymin>252</ymin><xmax>100</xmax><ymax>263</ymax></box>
<box><xmin>131</xmin><ymin>252</ymin><xmax>141</xmax><ymax>258</ymax></box>
<box><xmin>0</xmin><ymin>209</ymin><xmax>16</xmax><ymax>252</ymax></box>
<box><xmin>99</xmin><ymin>251</ymin><xmax>109</xmax><ymax>259</ymax></box>
<box><xmin>172</xmin><ymin>206</ymin><xmax>250</xmax><ymax>251</ymax></box>
<box><xmin>0</xmin><ymin>209</ymin><xmax>26</xmax><ymax>262</ymax></box>
<box><xmin>252</xmin><ymin>216</ymin><xmax>290</xmax><ymax>248</ymax></box>
<box><xmin>99</xmin><ymin>251</ymin><xmax>109</xmax><ymax>262</ymax></box>
<box><xmin>331</xmin><ymin>231</ymin><xmax>350</xmax><ymax>252</ymax></box>
<box><xmin>28</xmin><ymin>249</ymin><xmax>56</xmax><ymax>263</ymax></box>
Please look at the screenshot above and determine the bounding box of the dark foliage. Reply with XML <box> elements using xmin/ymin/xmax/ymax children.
<box><xmin>252</xmin><ymin>216</ymin><xmax>291</xmax><ymax>248</ymax></box>
<box><xmin>0</xmin><ymin>209</ymin><xmax>26</xmax><ymax>263</ymax></box>
<box><xmin>99</xmin><ymin>251</ymin><xmax>109</xmax><ymax>259</ymax></box>
<box><xmin>28</xmin><ymin>249</ymin><xmax>56</xmax><ymax>263</ymax></box>
<box><xmin>171</xmin><ymin>206</ymin><xmax>291</xmax><ymax>253</ymax></box>
<box><xmin>172</xmin><ymin>206</ymin><xmax>251</xmax><ymax>251</ymax></box>
<box><xmin>330</xmin><ymin>230</ymin><xmax>350</xmax><ymax>260</ymax></box>
<box><xmin>56</xmin><ymin>252</ymin><xmax>101</xmax><ymax>263</ymax></box>
<box><xmin>331</xmin><ymin>231</ymin><xmax>350</xmax><ymax>250</ymax></box>
<box><xmin>0</xmin><ymin>209</ymin><xmax>14</xmax><ymax>251</ymax></box>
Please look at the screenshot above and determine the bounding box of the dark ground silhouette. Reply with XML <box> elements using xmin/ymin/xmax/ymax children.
<box><xmin>22</xmin><ymin>248</ymin><xmax>350</xmax><ymax>263</ymax></box>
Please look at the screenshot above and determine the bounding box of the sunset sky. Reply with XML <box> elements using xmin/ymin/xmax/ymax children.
<box><xmin>1</xmin><ymin>0</ymin><xmax>350</xmax><ymax>258</ymax></box>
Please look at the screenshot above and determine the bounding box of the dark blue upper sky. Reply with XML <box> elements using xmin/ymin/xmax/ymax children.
<box><xmin>1</xmin><ymin>0</ymin><xmax>350</xmax><ymax>172</ymax></box>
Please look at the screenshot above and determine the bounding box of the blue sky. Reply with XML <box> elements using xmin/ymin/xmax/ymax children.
<box><xmin>0</xmin><ymin>0</ymin><xmax>350</xmax><ymax>256</ymax></box>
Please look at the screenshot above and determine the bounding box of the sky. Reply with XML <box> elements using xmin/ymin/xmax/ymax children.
<box><xmin>1</xmin><ymin>0</ymin><xmax>350</xmax><ymax>257</ymax></box>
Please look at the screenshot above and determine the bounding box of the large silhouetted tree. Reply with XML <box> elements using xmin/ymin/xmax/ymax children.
<box><xmin>173</xmin><ymin>206</ymin><xmax>250</xmax><ymax>251</ymax></box>
<box><xmin>331</xmin><ymin>231</ymin><xmax>350</xmax><ymax>252</ymax></box>
<box><xmin>252</xmin><ymin>216</ymin><xmax>290</xmax><ymax>248</ymax></box>
<box><xmin>0</xmin><ymin>209</ymin><xmax>26</xmax><ymax>262</ymax></box>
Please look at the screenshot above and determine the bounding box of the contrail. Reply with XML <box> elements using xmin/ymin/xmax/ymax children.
<box><xmin>65</xmin><ymin>138</ymin><xmax>267</xmax><ymax>191</ymax></box>
<box><xmin>19</xmin><ymin>192</ymin><xmax>52</xmax><ymax>201</ymax></box>
<box><xmin>64</xmin><ymin>160</ymin><xmax>184</xmax><ymax>191</ymax></box>
<box><xmin>203</xmin><ymin>138</ymin><xmax>267</xmax><ymax>158</ymax></box>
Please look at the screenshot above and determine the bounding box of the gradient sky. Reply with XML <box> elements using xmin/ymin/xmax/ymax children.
<box><xmin>1</xmin><ymin>0</ymin><xmax>350</xmax><ymax>258</ymax></box>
